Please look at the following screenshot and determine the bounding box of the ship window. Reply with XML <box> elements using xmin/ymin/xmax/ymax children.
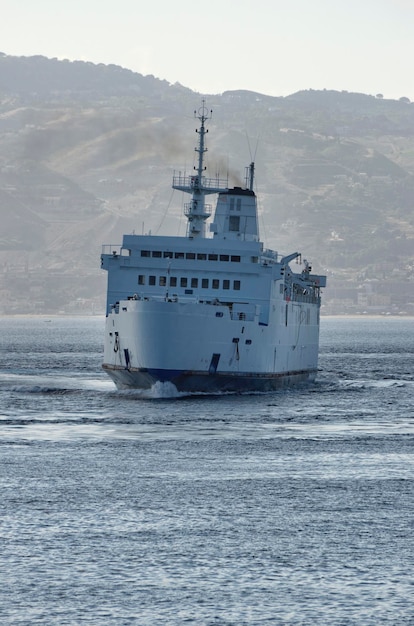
<box><xmin>208</xmin><ymin>254</ymin><xmax>218</xmax><ymax>261</ymax></box>
<box><xmin>237</xmin><ymin>199</ymin><xmax>242</xmax><ymax>210</ymax></box>
<box><xmin>169</xmin><ymin>276</ymin><xmax>177</xmax><ymax>287</ymax></box>
<box><xmin>191</xmin><ymin>278</ymin><xmax>198</xmax><ymax>288</ymax></box>
<box><xmin>159</xmin><ymin>276</ymin><xmax>167</xmax><ymax>286</ymax></box>
<box><xmin>175</xmin><ymin>252</ymin><xmax>185</xmax><ymax>259</ymax></box>
<box><xmin>202</xmin><ymin>278</ymin><xmax>209</xmax><ymax>288</ymax></box>
<box><xmin>220</xmin><ymin>254</ymin><xmax>229</xmax><ymax>262</ymax></box>
<box><xmin>230</xmin><ymin>198</ymin><xmax>235</xmax><ymax>210</ymax></box>
<box><xmin>138</xmin><ymin>275</ymin><xmax>145</xmax><ymax>285</ymax></box>
<box><xmin>229</xmin><ymin>216</ymin><xmax>240</xmax><ymax>232</ymax></box>
<box><xmin>223</xmin><ymin>280</ymin><xmax>230</xmax><ymax>290</ymax></box>
<box><xmin>152</xmin><ymin>251</ymin><xmax>162</xmax><ymax>258</ymax></box>
<box><xmin>231</xmin><ymin>255</ymin><xmax>241</xmax><ymax>262</ymax></box>
<box><xmin>212</xmin><ymin>279</ymin><xmax>219</xmax><ymax>290</ymax></box>
<box><xmin>180</xmin><ymin>277</ymin><xmax>188</xmax><ymax>287</ymax></box>
<box><xmin>251</xmin><ymin>256</ymin><xmax>258</xmax><ymax>263</ymax></box>
<box><xmin>186</xmin><ymin>252</ymin><xmax>196</xmax><ymax>260</ymax></box>
<box><xmin>149</xmin><ymin>275</ymin><xmax>156</xmax><ymax>286</ymax></box>
<box><xmin>141</xmin><ymin>250</ymin><xmax>150</xmax><ymax>257</ymax></box>
<box><xmin>163</xmin><ymin>251</ymin><xmax>173</xmax><ymax>258</ymax></box>
<box><xmin>233</xmin><ymin>280</ymin><xmax>241</xmax><ymax>290</ymax></box>
<box><xmin>197</xmin><ymin>253</ymin><xmax>207</xmax><ymax>260</ymax></box>
<box><xmin>245</xmin><ymin>339</ymin><xmax>252</xmax><ymax>345</ymax></box>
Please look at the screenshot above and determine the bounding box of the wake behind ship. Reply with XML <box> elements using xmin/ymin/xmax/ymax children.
<box><xmin>101</xmin><ymin>103</ymin><xmax>326</xmax><ymax>392</ymax></box>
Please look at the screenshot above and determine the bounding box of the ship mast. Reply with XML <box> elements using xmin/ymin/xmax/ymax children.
<box><xmin>172</xmin><ymin>101</ymin><xmax>228</xmax><ymax>238</ymax></box>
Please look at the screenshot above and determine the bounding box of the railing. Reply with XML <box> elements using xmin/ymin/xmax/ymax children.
<box><xmin>172</xmin><ymin>174</ymin><xmax>228</xmax><ymax>190</ymax></box>
<box><xmin>184</xmin><ymin>202</ymin><xmax>212</xmax><ymax>218</ymax></box>
<box><xmin>291</xmin><ymin>293</ymin><xmax>321</xmax><ymax>305</ymax></box>
<box><xmin>101</xmin><ymin>244</ymin><xmax>121</xmax><ymax>255</ymax></box>
<box><xmin>262</xmin><ymin>249</ymin><xmax>280</xmax><ymax>262</ymax></box>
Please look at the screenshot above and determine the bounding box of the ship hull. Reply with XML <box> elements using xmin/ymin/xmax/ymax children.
<box><xmin>102</xmin><ymin>298</ymin><xmax>321</xmax><ymax>393</ymax></box>
<box><xmin>103</xmin><ymin>363</ymin><xmax>317</xmax><ymax>393</ymax></box>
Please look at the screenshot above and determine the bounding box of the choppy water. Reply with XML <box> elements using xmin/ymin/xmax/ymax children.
<box><xmin>0</xmin><ymin>316</ymin><xmax>413</xmax><ymax>625</ymax></box>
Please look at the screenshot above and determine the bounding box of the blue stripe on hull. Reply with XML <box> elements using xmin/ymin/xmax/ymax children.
<box><xmin>103</xmin><ymin>364</ymin><xmax>317</xmax><ymax>393</ymax></box>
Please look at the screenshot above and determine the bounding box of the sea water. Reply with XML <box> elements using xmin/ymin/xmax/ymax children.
<box><xmin>0</xmin><ymin>316</ymin><xmax>413</xmax><ymax>625</ymax></box>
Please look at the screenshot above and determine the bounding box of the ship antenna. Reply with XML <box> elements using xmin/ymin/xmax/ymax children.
<box><xmin>245</xmin><ymin>133</ymin><xmax>259</xmax><ymax>191</ymax></box>
<box><xmin>172</xmin><ymin>100</ymin><xmax>228</xmax><ymax>238</ymax></box>
<box><xmin>244</xmin><ymin>161</ymin><xmax>255</xmax><ymax>191</ymax></box>
<box><xmin>194</xmin><ymin>101</ymin><xmax>212</xmax><ymax>181</ymax></box>
<box><xmin>249</xmin><ymin>162</ymin><xmax>255</xmax><ymax>191</ymax></box>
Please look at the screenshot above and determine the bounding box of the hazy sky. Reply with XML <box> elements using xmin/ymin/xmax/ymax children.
<box><xmin>2</xmin><ymin>0</ymin><xmax>414</xmax><ymax>100</ymax></box>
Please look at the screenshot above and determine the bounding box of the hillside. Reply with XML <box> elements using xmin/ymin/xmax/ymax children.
<box><xmin>0</xmin><ymin>54</ymin><xmax>413</xmax><ymax>314</ymax></box>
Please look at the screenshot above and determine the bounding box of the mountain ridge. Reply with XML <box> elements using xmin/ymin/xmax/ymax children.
<box><xmin>0</xmin><ymin>53</ymin><xmax>413</xmax><ymax>314</ymax></box>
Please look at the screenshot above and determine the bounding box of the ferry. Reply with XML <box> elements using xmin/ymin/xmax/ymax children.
<box><xmin>101</xmin><ymin>103</ymin><xmax>326</xmax><ymax>392</ymax></box>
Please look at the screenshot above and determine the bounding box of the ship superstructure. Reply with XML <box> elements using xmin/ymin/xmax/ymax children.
<box><xmin>101</xmin><ymin>103</ymin><xmax>326</xmax><ymax>392</ymax></box>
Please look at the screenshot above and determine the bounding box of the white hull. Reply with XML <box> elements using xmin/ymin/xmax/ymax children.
<box><xmin>103</xmin><ymin>298</ymin><xmax>320</xmax><ymax>392</ymax></box>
